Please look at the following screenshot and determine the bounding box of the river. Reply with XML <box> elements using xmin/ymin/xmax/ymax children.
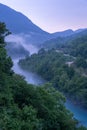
<box><xmin>6</xmin><ymin>34</ymin><xmax>87</xmax><ymax>126</ymax></box>
<box><xmin>12</xmin><ymin>46</ymin><xmax>87</xmax><ymax>127</ymax></box>
<box><xmin>12</xmin><ymin>58</ymin><xmax>87</xmax><ymax>127</ymax></box>
<box><xmin>66</xmin><ymin>100</ymin><xmax>87</xmax><ymax>126</ymax></box>
<box><xmin>12</xmin><ymin>59</ymin><xmax>45</xmax><ymax>85</ymax></box>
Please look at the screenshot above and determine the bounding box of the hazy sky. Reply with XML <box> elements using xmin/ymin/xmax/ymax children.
<box><xmin>0</xmin><ymin>0</ymin><xmax>87</xmax><ymax>33</ymax></box>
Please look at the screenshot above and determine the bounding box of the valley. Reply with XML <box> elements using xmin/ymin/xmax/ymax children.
<box><xmin>0</xmin><ymin>2</ymin><xmax>87</xmax><ymax>130</ymax></box>
<box><xmin>13</xmin><ymin>47</ymin><xmax>87</xmax><ymax>127</ymax></box>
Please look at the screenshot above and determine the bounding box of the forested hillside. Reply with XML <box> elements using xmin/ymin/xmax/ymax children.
<box><xmin>1</xmin><ymin>22</ymin><xmax>86</xmax><ymax>130</ymax></box>
<box><xmin>19</xmin><ymin>49</ymin><xmax>87</xmax><ymax>109</ymax></box>
<box><xmin>61</xmin><ymin>35</ymin><xmax>87</xmax><ymax>58</ymax></box>
<box><xmin>42</xmin><ymin>30</ymin><xmax>87</xmax><ymax>50</ymax></box>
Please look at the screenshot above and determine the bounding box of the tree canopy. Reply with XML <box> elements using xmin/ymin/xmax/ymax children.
<box><xmin>0</xmin><ymin>22</ymin><xmax>87</xmax><ymax>130</ymax></box>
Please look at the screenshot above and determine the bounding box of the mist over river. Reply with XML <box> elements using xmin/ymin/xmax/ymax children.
<box><xmin>11</xmin><ymin>43</ymin><xmax>87</xmax><ymax>127</ymax></box>
<box><xmin>12</xmin><ymin>59</ymin><xmax>45</xmax><ymax>85</ymax></box>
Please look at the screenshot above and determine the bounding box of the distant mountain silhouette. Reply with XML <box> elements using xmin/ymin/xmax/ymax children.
<box><xmin>51</xmin><ymin>29</ymin><xmax>87</xmax><ymax>38</ymax></box>
<box><xmin>0</xmin><ymin>3</ymin><xmax>87</xmax><ymax>50</ymax></box>
<box><xmin>0</xmin><ymin>3</ymin><xmax>48</xmax><ymax>34</ymax></box>
<box><xmin>0</xmin><ymin>3</ymin><xmax>87</xmax><ymax>44</ymax></box>
<box><xmin>42</xmin><ymin>29</ymin><xmax>87</xmax><ymax>49</ymax></box>
<box><xmin>52</xmin><ymin>29</ymin><xmax>74</xmax><ymax>37</ymax></box>
<box><xmin>0</xmin><ymin>3</ymin><xmax>50</xmax><ymax>43</ymax></box>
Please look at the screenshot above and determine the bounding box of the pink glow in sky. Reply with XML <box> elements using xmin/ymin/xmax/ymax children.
<box><xmin>0</xmin><ymin>0</ymin><xmax>87</xmax><ymax>33</ymax></box>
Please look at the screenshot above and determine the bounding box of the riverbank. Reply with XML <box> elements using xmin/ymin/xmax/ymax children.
<box><xmin>13</xmin><ymin>58</ymin><xmax>87</xmax><ymax>127</ymax></box>
<box><xmin>65</xmin><ymin>100</ymin><xmax>87</xmax><ymax>126</ymax></box>
<box><xmin>12</xmin><ymin>59</ymin><xmax>45</xmax><ymax>85</ymax></box>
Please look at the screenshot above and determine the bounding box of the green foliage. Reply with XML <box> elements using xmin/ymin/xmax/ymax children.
<box><xmin>0</xmin><ymin>22</ymin><xmax>13</xmax><ymax>75</ymax></box>
<box><xmin>75</xmin><ymin>57</ymin><xmax>87</xmax><ymax>68</ymax></box>
<box><xmin>19</xmin><ymin>49</ymin><xmax>68</xmax><ymax>81</ymax></box>
<box><xmin>0</xmin><ymin>22</ymin><xmax>11</xmax><ymax>47</ymax></box>
<box><xmin>42</xmin><ymin>31</ymin><xmax>87</xmax><ymax>60</ymax></box>
<box><xmin>60</xmin><ymin>35</ymin><xmax>87</xmax><ymax>59</ymax></box>
<box><xmin>0</xmin><ymin>22</ymin><xmax>87</xmax><ymax>130</ymax></box>
<box><xmin>19</xmin><ymin>49</ymin><xmax>87</xmax><ymax>109</ymax></box>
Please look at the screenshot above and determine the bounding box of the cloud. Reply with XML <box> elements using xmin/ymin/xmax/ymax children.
<box><xmin>5</xmin><ymin>34</ymin><xmax>38</xmax><ymax>55</ymax></box>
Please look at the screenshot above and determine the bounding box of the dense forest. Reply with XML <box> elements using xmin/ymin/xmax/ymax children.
<box><xmin>1</xmin><ymin>22</ymin><xmax>87</xmax><ymax>129</ymax></box>
<box><xmin>19</xmin><ymin>48</ymin><xmax>87</xmax><ymax>109</ymax></box>
<box><xmin>20</xmin><ymin>31</ymin><xmax>87</xmax><ymax>109</ymax></box>
<box><xmin>60</xmin><ymin>35</ymin><xmax>87</xmax><ymax>58</ymax></box>
<box><xmin>42</xmin><ymin>30</ymin><xmax>87</xmax><ymax>51</ymax></box>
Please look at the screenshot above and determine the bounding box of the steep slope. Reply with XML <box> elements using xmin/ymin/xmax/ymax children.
<box><xmin>0</xmin><ymin>3</ymin><xmax>47</xmax><ymax>34</ymax></box>
<box><xmin>42</xmin><ymin>29</ymin><xmax>87</xmax><ymax>49</ymax></box>
<box><xmin>0</xmin><ymin>3</ymin><xmax>50</xmax><ymax>43</ymax></box>
<box><xmin>62</xmin><ymin>34</ymin><xmax>87</xmax><ymax>58</ymax></box>
<box><xmin>0</xmin><ymin>3</ymin><xmax>86</xmax><ymax>45</ymax></box>
<box><xmin>1</xmin><ymin>22</ymin><xmax>85</xmax><ymax>130</ymax></box>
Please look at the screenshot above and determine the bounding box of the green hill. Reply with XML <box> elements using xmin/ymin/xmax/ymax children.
<box><xmin>1</xmin><ymin>22</ymin><xmax>86</xmax><ymax>130</ymax></box>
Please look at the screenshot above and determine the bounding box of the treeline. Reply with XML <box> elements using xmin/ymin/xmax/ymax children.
<box><xmin>42</xmin><ymin>31</ymin><xmax>87</xmax><ymax>71</ymax></box>
<box><xmin>19</xmin><ymin>49</ymin><xmax>87</xmax><ymax>109</ymax></box>
<box><xmin>61</xmin><ymin>35</ymin><xmax>87</xmax><ymax>58</ymax></box>
<box><xmin>0</xmin><ymin>22</ymin><xmax>86</xmax><ymax>129</ymax></box>
<box><xmin>60</xmin><ymin>35</ymin><xmax>87</xmax><ymax>74</ymax></box>
<box><xmin>42</xmin><ymin>30</ymin><xmax>87</xmax><ymax>53</ymax></box>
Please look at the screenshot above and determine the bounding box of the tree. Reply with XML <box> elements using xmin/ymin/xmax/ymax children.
<box><xmin>75</xmin><ymin>57</ymin><xmax>87</xmax><ymax>68</ymax></box>
<box><xmin>0</xmin><ymin>22</ymin><xmax>11</xmax><ymax>47</ymax></box>
<box><xmin>0</xmin><ymin>22</ymin><xmax>13</xmax><ymax>75</ymax></box>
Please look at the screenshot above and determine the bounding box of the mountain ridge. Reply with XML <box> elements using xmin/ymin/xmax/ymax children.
<box><xmin>51</xmin><ymin>28</ymin><xmax>87</xmax><ymax>37</ymax></box>
<box><xmin>0</xmin><ymin>3</ymin><xmax>87</xmax><ymax>44</ymax></box>
<box><xmin>0</xmin><ymin>3</ymin><xmax>87</xmax><ymax>47</ymax></box>
<box><xmin>0</xmin><ymin>3</ymin><xmax>49</xmax><ymax>34</ymax></box>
